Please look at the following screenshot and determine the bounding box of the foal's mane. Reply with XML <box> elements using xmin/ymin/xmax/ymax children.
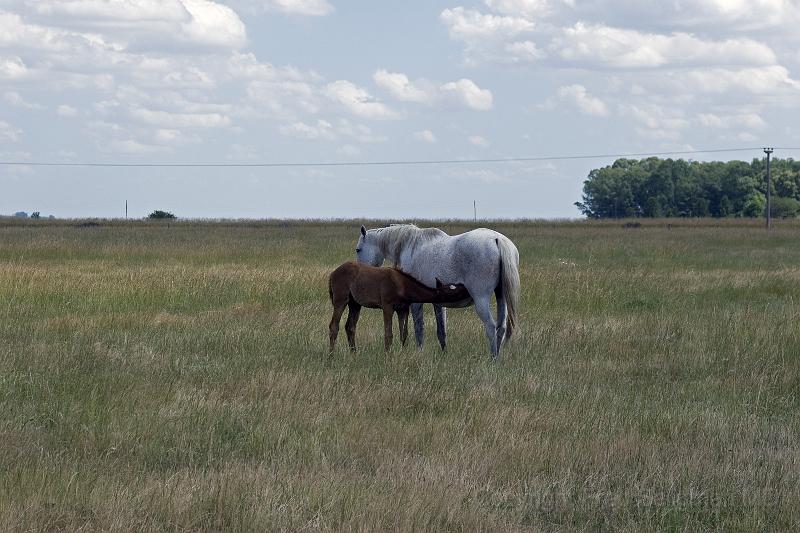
<box><xmin>373</xmin><ymin>224</ymin><xmax>447</xmax><ymax>264</ymax></box>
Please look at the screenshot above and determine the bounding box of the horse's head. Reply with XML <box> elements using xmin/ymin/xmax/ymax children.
<box><xmin>355</xmin><ymin>225</ymin><xmax>384</xmax><ymax>266</ymax></box>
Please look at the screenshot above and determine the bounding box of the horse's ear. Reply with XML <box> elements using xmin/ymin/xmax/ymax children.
<box><xmin>435</xmin><ymin>277</ymin><xmax>443</xmax><ymax>288</ymax></box>
<box><xmin>360</xmin><ymin>225</ymin><xmax>366</xmax><ymax>237</ymax></box>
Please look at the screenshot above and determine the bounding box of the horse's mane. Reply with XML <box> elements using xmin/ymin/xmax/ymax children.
<box><xmin>373</xmin><ymin>224</ymin><xmax>447</xmax><ymax>264</ymax></box>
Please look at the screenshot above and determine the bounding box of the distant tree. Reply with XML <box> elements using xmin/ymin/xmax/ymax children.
<box><xmin>742</xmin><ymin>193</ymin><xmax>766</xmax><ymax>217</ymax></box>
<box><xmin>14</xmin><ymin>211</ymin><xmax>27</xmax><ymax>218</ymax></box>
<box><xmin>719</xmin><ymin>195</ymin><xmax>733</xmax><ymax>217</ymax></box>
<box><xmin>30</xmin><ymin>212</ymin><xmax>40</xmax><ymax>219</ymax></box>
<box><xmin>773</xmin><ymin>169</ymin><xmax>800</xmax><ymax>199</ymax></box>
<box><xmin>576</xmin><ymin>157</ymin><xmax>799</xmax><ymax>218</ymax></box>
<box><xmin>147</xmin><ymin>210</ymin><xmax>176</xmax><ymax>219</ymax></box>
<box><xmin>770</xmin><ymin>196</ymin><xmax>800</xmax><ymax>218</ymax></box>
<box><xmin>690</xmin><ymin>197</ymin><xmax>710</xmax><ymax>217</ymax></box>
<box><xmin>644</xmin><ymin>196</ymin><xmax>663</xmax><ymax>218</ymax></box>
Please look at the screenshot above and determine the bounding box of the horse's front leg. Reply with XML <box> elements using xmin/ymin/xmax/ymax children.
<box><xmin>411</xmin><ymin>303</ymin><xmax>425</xmax><ymax>349</ymax></box>
<box><xmin>329</xmin><ymin>302</ymin><xmax>346</xmax><ymax>354</ymax></box>
<box><xmin>434</xmin><ymin>304</ymin><xmax>447</xmax><ymax>351</ymax></box>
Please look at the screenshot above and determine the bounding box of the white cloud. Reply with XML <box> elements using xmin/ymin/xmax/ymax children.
<box><xmin>557</xmin><ymin>84</ymin><xmax>608</xmax><ymax>116</ymax></box>
<box><xmin>0</xmin><ymin>56</ymin><xmax>30</xmax><ymax>80</ymax></box>
<box><xmin>57</xmin><ymin>104</ymin><xmax>79</xmax><ymax>117</ymax></box>
<box><xmin>441</xmin><ymin>7</ymin><xmax>533</xmax><ymax>42</ymax></box>
<box><xmin>484</xmin><ymin>0</ymin><xmax>554</xmax><ymax>18</ymax></box>
<box><xmin>3</xmin><ymin>91</ymin><xmax>44</xmax><ymax>109</ymax></box>
<box><xmin>447</xmin><ymin>167</ymin><xmax>511</xmax><ymax>184</ymax></box>
<box><xmin>372</xmin><ymin>70</ymin><xmax>433</xmax><ymax>104</ymax></box>
<box><xmin>179</xmin><ymin>0</ymin><xmax>247</xmax><ymax>49</ymax></box>
<box><xmin>556</xmin><ymin>23</ymin><xmax>775</xmax><ymax>69</ymax></box>
<box><xmin>279</xmin><ymin>118</ymin><xmax>387</xmax><ymax>143</ymax></box>
<box><xmin>279</xmin><ymin>119</ymin><xmax>336</xmax><ymax>140</ymax></box>
<box><xmin>129</xmin><ymin>108</ymin><xmax>231</xmax><ymax>128</ymax></box>
<box><xmin>0</xmin><ymin>120</ymin><xmax>21</xmax><ymax>143</ymax></box>
<box><xmin>153</xmin><ymin>128</ymin><xmax>201</xmax><ymax>145</ymax></box>
<box><xmin>696</xmin><ymin>112</ymin><xmax>766</xmax><ymax>130</ymax></box>
<box><xmin>468</xmin><ymin>135</ymin><xmax>489</xmax><ymax>147</ymax></box>
<box><xmin>335</xmin><ymin>120</ymin><xmax>386</xmax><ymax>143</ymax></box>
<box><xmin>324</xmin><ymin>80</ymin><xmax>400</xmax><ymax>120</ymax></box>
<box><xmin>337</xmin><ymin>144</ymin><xmax>361</xmax><ymax>157</ymax></box>
<box><xmin>443</xmin><ymin>2</ymin><xmax>784</xmax><ymax>72</ymax></box>
<box><xmin>668</xmin><ymin>0</ymin><xmax>800</xmax><ymax>31</ymax></box>
<box><xmin>414</xmin><ymin>129</ymin><xmax>437</xmax><ymax>143</ymax></box>
<box><xmin>471</xmin><ymin>0</ymin><xmax>800</xmax><ymax>34</ymax></box>
<box><xmin>27</xmin><ymin>0</ymin><xmax>189</xmax><ymax>22</ymax></box>
<box><xmin>440</xmin><ymin>6</ymin><xmax>540</xmax><ymax>64</ymax></box>
<box><xmin>246</xmin><ymin>80</ymin><xmax>319</xmax><ymax>117</ymax></box>
<box><xmin>107</xmin><ymin>138</ymin><xmax>172</xmax><ymax>154</ymax></box>
<box><xmin>620</xmin><ymin>103</ymin><xmax>689</xmax><ymax>140</ymax></box>
<box><xmin>226</xmin><ymin>0</ymin><xmax>334</xmax><ymax>16</ymax></box>
<box><xmin>373</xmin><ymin>70</ymin><xmax>493</xmax><ymax>111</ymax></box>
<box><xmin>13</xmin><ymin>1</ymin><xmax>247</xmax><ymax>50</ymax></box>
<box><xmin>504</xmin><ymin>40</ymin><xmax>545</xmax><ymax>62</ymax></box>
<box><xmin>160</xmin><ymin>66</ymin><xmax>215</xmax><ymax>89</ymax></box>
<box><xmin>440</xmin><ymin>79</ymin><xmax>493</xmax><ymax>110</ymax></box>
<box><xmin>682</xmin><ymin>66</ymin><xmax>800</xmax><ymax>94</ymax></box>
<box><xmin>268</xmin><ymin>0</ymin><xmax>333</xmax><ymax>16</ymax></box>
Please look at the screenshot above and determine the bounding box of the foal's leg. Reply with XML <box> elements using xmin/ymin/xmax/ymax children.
<box><xmin>344</xmin><ymin>302</ymin><xmax>361</xmax><ymax>352</ymax></box>
<box><xmin>434</xmin><ymin>304</ymin><xmax>447</xmax><ymax>351</ymax></box>
<box><xmin>329</xmin><ymin>301</ymin><xmax>347</xmax><ymax>354</ymax></box>
<box><xmin>473</xmin><ymin>294</ymin><xmax>499</xmax><ymax>360</ymax></box>
<box><xmin>411</xmin><ymin>303</ymin><xmax>425</xmax><ymax>349</ymax></box>
<box><xmin>494</xmin><ymin>285</ymin><xmax>508</xmax><ymax>348</ymax></box>
<box><xmin>397</xmin><ymin>306</ymin><xmax>410</xmax><ymax>347</ymax></box>
<box><xmin>383</xmin><ymin>306</ymin><xmax>395</xmax><ymax>351</ymax></box>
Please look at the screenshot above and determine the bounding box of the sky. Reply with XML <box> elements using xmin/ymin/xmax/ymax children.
<box><xmin>2</xmin><ymin>0</ymin><xmax>800</xmax><ymax>219</ymax></box>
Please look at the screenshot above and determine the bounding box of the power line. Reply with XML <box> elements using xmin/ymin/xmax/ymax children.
<box><xmin>0</xmin><ymin>146</ymin><xmax>792</xmax><ymax>169</ymax></box>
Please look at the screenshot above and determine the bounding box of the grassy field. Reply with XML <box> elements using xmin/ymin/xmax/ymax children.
<box><xmin>0</xmin><ymin>218</ymin><xmax>798</xmax><ymax>531</ymax></box>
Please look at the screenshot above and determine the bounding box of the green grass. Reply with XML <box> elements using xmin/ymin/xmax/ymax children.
<box><xmin>1</xmin><ymin>218</ymin><xmax>798</xmax><ymax>531</ymax></box>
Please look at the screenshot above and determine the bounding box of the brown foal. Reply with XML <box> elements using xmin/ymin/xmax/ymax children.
<box><xmin>328</xmin><ymin>261</ymin><xmax>470</xmax><ymax>352</ymax></box>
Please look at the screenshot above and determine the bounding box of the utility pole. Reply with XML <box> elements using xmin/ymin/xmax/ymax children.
<box><xmin>764</xmin><ymin>147</ymin><xmax>773</xmax><ymax>229</ymax></box>
<box><xmin>125</xmin><ymin>200</ymin><xmax>128</xmax><ymax>220</ymax></box>
<box><xmin>473</xmin><ymin>200</ymin><xmax>477</xmax><ymax>222</ymax></box>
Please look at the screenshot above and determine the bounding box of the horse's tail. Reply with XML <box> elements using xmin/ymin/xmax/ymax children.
<box><xmin>497</xmin><ymin>235</ymin><xmax>520</xmax><ymax>341</ymax></box>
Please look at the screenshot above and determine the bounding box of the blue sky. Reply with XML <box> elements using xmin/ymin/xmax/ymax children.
<box><xmin>2</xmin><ymin>0</ymin><xmax>800</xmax><ymax>219</ymax></box>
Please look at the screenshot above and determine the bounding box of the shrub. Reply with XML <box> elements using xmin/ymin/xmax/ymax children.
<box><xmin>770</xmin><ymin>196</ymin><xmax>800</xmax><ymax>218</ymax></box>
<box><xmin>147</xmin><ymin>210</ymin><xmax>176</xmax><ymax>220</ymax></box>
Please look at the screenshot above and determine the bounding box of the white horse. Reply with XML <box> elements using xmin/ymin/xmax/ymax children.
<box><xmin>355</xmin><ymin>224</ymin><xmax>520</xmax><ymax>360</ymax></box>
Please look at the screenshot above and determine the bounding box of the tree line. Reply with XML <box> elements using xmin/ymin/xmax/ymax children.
<box><xmin>575</xmin><ymin>157</ymin><xmax>800</xmax><ymax>219</ymax></box>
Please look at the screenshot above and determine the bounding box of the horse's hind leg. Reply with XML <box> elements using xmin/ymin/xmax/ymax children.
<box><xmin>411</xmin><ymin>303</ymin><xmax>425</xmax><ymax>349</ymax></box>
<box><xmin>494</xmin><ymin>285</ymin><xmax>507</xmax><ymax>348</ymax></box>
<box><xmin>473</xmin><ymin>294</ymin><xmax>499</xmax><ymax>360</ymax></box>
<box><xmin>345</xmin><ymin>302</ymin><xmax>361</xmax><ymax>352</ymax></box>
<box><xmin>434</xmin><ymin>304</ymin><xmax>447</xmax><ymax>351</ymax></box>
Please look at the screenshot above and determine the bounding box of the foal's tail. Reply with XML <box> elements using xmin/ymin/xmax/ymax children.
<box><xmin>497</xmin><ymin>235</ymin><xmax>520</xmax><ymax>341</ymax></box>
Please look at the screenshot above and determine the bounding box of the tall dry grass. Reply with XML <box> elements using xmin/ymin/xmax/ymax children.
<box><xmin>0</xmin><ymin>218</ymin><xmax>798</xmax><ymax>531</ymax></box>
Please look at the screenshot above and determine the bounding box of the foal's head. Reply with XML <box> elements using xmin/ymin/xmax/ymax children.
<box><xmin>434</xmin><ymin>278</ymin><xmax>470</xmax><ymax>302</ymax></box>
